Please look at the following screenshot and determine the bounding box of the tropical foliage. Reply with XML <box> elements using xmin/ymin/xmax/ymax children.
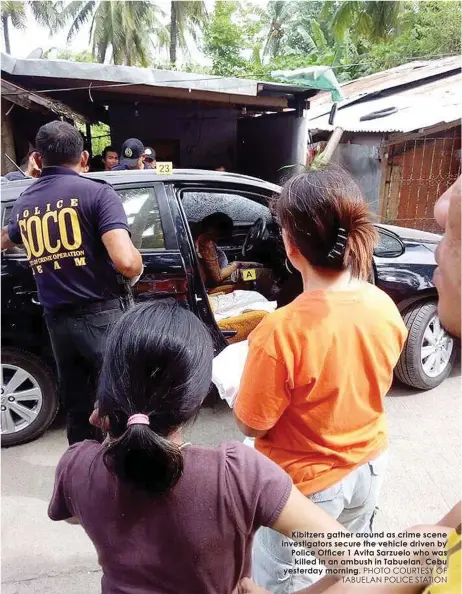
<box><xmin>2</xmin><ymin>1</ymin><xmax>460</xmax><ymax>82</ymax></box>
<box><xmin>1</xmin><ymin>0</ymin><xmax>57</xmax><ymax>54</ymax></box>
<box><xmin>55</xmin><ymin>0</ymin><xmax>164</xmax><ymax>66</ymax></box>
<box><xmin>169</xmin><ymin>0</ymin><xmax>206</xmax><ymax>66</ymax></box>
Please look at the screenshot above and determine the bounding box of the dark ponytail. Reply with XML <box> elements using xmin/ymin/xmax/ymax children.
<box><xmin>104</xmin><ymin>425</ymin><xmax>184</xmax><ymax>497</ymax></box>
<box><xmin>97</xmin><ymin>300</ymin><xmax>213</xmax><ymax>497</ymax></box>
<box><xmin>276</xmin><ymin>166</ymin><xmax>378</xmax><ymax>279</ymax></box>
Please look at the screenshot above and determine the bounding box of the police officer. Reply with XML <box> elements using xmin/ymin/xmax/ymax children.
<box><xmin>143</xmin><ymin>146</ymin><xmax>156</xmax><ymax>169</ymax></box>
<box><xmin>1</xmin><ymin>121</ymin><xmax>143</xmax><ymax>445</ymax></box>
<box><xmin>112</xmin><ymin>138</ymin><xmax>148</xmax><ymax>170</ymax></box>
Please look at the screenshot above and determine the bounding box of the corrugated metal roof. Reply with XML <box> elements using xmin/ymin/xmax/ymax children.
<box><xmin>0</xmin><ymin>53</ymin><xmax>319</xmax><ymax>100</ymax></box>
<box><xmin>310</xmin><ymin>56</ymin><xmax>461</xmax><ymax>108</ymax></box>
<box><xmin>307</xmin><ymin>69</ymin><xmax>461</xmax><ymax>133</ymax></box>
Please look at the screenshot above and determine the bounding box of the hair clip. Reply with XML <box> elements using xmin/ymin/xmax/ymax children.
<box><xmin>327</xmin><ymin>227</ymin><xmax>348</xmax><ymax>262</ymax></box>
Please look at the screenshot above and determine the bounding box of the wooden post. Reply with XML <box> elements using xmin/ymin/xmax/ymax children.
<box><xmin>85</xmin><ymin>122</ymin><xmax>93</xmax><ymax>157</ymax></box>
<box><xmin>320</xmin><ymin>127</ymin><xmax>344</xmax><ymax>164</ymax></box>
<box><xmin>1</xmin><ymin>99</ymin><xmax>17</xmax><ymax>174</ymax></box>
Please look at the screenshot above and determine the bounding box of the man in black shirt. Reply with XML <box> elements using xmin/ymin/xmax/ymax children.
<box><xmin>1</xmin><ymin>121</ymin><xmax>143</xmax><ymax>444</ymax></box>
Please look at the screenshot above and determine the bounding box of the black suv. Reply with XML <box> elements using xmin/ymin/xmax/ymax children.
<box><xmin>1</xmin><ymin>170</ymin><xmax>455</xmax><ymax>446</ymax></box>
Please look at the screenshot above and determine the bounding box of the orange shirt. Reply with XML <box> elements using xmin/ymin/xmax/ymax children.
<box><xmin>234</xmin><ymin>284</ymin><xmax>408</xmax><ymax>496</ymax></box>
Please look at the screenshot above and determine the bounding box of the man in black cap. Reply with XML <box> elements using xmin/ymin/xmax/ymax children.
<box><xmin>143</xmin><ymin>146</ymin><xmax>156</xmax><ymax>169</ymax></box>
<box><xmin>112</xmin><ymin>138</ymin><xmax>146</xmax><ymax>170</ymax></box>
<box><xmin>1</xmin><ymin>121</ymin><xmax>143</xmax><ymax>445</ymax></box>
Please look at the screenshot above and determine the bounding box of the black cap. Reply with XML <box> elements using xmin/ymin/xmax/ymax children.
<box><xmin>144</xmin><ymin>146</ymin><xmax>156</xmax><ymax>161</ymax></box>
<box><xmin>120</xmin><ymin>138</ymin><xmax>145</xmax><ymax>167</ymax></box>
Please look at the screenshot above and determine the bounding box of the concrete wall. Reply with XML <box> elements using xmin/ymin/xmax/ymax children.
<box><xmin>108</xmin><ymin>102</ymin><xmax>239</xmax><ymax>169</ymax></box>
<box><xmin>238</xmin><ymin>111</ymin><xmax>306</xmax><ymax>184</ymax></box>
<box><xmin>331</xmin><ymin>134</ymin><xmax>383</xmax><ymax>213</ymax></box>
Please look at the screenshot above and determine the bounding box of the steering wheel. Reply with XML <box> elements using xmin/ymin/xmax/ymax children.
<box><xmin>242</xmin><ymin>217</ymin><xmax>267</xmax><ymax>257</ymax></box>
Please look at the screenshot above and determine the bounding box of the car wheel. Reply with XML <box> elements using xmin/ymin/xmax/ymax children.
<box><xmin>395</xmin><ymin>301</ymin><xmax>456</xmax><ymax>390</ymax></box>
<box><xmin>1</xmin><ymin>348</ymin><xmax>59</xmax><ymax>447</ymax></box>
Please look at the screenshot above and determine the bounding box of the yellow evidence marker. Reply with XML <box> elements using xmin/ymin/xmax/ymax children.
<box><xmin>156</xmin><ymin>162</ymin><xmax>173</xmax><ymax>174</ymax></box>
<box><xmin>242</xmin><ymin>269</ymin><xmax>257</xmax><ymax>281</ymax></box>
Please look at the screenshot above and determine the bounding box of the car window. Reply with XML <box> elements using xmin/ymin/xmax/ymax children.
<box><xmin>2</xmin><ymin>187</ymin><xmax>166</xmax><ymax>254</ymax></box>
<box><xmin>182</xmin><ymin>191</ymin><xmax>271</xmax><ymax>225</ymax></box>
<box><xmin>116</xmin><ymin>186</ymin><xmax>165</xmax><ymax>250</ymax></box>
<box><xmin>374</xmin><ymin>228</ymin><xmax>405</xmax><ymax>258</ymax></box>
<box><xmin>2</xmin><ymin>204</ymin><xmax>26</xmax><ymax>255</ymax></box>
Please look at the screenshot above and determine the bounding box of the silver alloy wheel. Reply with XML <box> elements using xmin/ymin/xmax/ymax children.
<box><xmin>421</xmin><ymin>315</ymin><xmax>454</xmax><ymax>378</ymax></box>
<box><xmin>1</xmin><ymin>364</ymin><xmax>43</xmax><ymax>434</ymax></box>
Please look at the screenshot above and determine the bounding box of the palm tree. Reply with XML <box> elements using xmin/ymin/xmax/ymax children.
<box><xmin>263</xmin><ymin>0</ymin><xmax>328</xmax><ymax>59</ymax></box>
<box><xmin>1</xmin><ymin>1</ymin><xmax>59</xmax><ymax>54</ymax></box>
<box><xmin>263</xmin><ymin>0</ymin><xmax>298</xmax><ymax>58</ymax></box>
<box><xmin>169</xmin><ymin>0</ymin><xmax>206</xmax><ymax>66</ymax></box>
<box><xmin>330</xmin><ymin>1</ymin><xmax>403</xmax><ymax>43</ymax></box>
<box><xmin>1</xmin><ymin>1</ymin><xmax>26</xmax><ymax>54</ymax></box>
<box><xmin>57</xmin><ymin>0</ymin><xmax>166</xmax><ymax>66</ymax></box>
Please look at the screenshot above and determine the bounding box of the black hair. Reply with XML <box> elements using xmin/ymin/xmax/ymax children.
<box><xmin>35</xmin><ymin>121</ymin><xmax>83</xmax><ymax>167</ymax></box>
<box><xmin>102</xmin><ymin>145</ymin><xmax>118</xmax><ymax>159</ymax></box>
<box><xmin>20</xmin><ymin>149</ymin><xmax>36</xmax><ymax>168</ymax></box>
<box><xmin>98</xmin><ymin>300</ymin><xmax>213</xmax><ymax>497</ymax></box>
<box><xmin>276</xmin><ymin>167</ymin><xmax>378</xmax><ymax>279</ymax></box>
<box><xmin>89</xmin><ymin>155</ymin><xmax>104</xmax><ymax>172</ymax></box>
<box><xmin>201</xmin><ymin>212</ymin><xmax>234</xmax><ymax>237</ymax></box>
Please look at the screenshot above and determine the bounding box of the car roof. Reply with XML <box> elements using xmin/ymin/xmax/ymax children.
<box><xmin>0</xmin><ymin>169</ymin><xmax>280</xmax><ymax>202</ymax></box>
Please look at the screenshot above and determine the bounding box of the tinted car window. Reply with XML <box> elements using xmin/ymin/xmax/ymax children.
<box><xmin>182</xmin><ymin>191</ymin><xmax>271</xmax><ymax>224</ymax></box>
<box><xmin>2</xmin><ymin>204</ymin><xmax>25</xmax><ymax>255</ymax></box>
<box><xmin>375</xmin><ymin>228</ymin><xmax>405</xmax><ymax>258</ymax></box>
<box><xmin>3</xmin><ymin>186</ymin><xmax>166</xmax><ymax>253</ymax></box>
<box><xmin>116</xmin><ymin>187</ymin><xmax>165</xmax><ymax>250</ymax></box>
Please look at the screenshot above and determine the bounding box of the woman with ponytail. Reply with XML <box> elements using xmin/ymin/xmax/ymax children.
<box><xmin>234</xmin><ymin>168</ymin><xmax>408</xmax><ymax>593</ymax></box>
<box><xmin>48</xmin><ymin>300</ymin><xmax>348</xmax><ymax>594</ymax></box>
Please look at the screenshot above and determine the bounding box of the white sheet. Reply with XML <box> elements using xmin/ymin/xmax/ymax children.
<box><xmin>212</xmin><ymin>340</ymin><xmax>255</xmax><ymax>448</ymax></box>
<box><xmin>210</xmin><ymin>290</ymin><xmax>276</xmax><ymax>321</ymax></box>
<box><xmin>212</xmin><ymin>340</ymin><xmax>249</xmax><ymax>408</ymax></box>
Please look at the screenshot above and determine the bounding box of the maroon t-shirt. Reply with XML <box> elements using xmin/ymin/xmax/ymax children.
<box><xmin>48</xmin><ymin>440</ymin><xmax>292</xmax><ymax>594</ymax></box>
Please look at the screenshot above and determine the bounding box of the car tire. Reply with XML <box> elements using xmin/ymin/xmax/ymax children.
<box><xmin>395</xmin><ymin>301</ymin><xmax>456</xmax><ymax>390</ymax></box>
<box><xmin>1</xmin><ymin>348</ymin><xmax>59</xmax><ymax>447</ymax></box>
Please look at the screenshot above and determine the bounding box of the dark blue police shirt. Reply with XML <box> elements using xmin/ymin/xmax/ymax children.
<box><xmin>7</xmin><ymin>167</ymin><xmax>130</xmax><ymax>310</ymax></box>
<box><xmin>111</xmin><ymin>163</ymin><xmax>151</xmax><ymax>170</ymax></box>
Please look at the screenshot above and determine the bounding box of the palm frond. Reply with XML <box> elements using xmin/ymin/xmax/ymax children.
<box><xmin>29</xmin><ymin>0</ymin><xmax>60</xmax><ymax>31</ymax></box>
<box><xmin>310</xmin><ymin>18</ymin><xmax>327</xmax><ymax>50</ymax></box>
<box><xmin>1</xmin><ymin>1</ymin><xmax>27</xmax><ymax>29</ymax></box>
<box><xmin>331</xmin><ymin>1</ymin><xmax>361</xmax><ymax>42</ymax></box>
<box><xmin>59</xmin><ymin>0</ymin><xmax>96</xmax><ymax>42</ymax></box>
<box><xmin>173</xmin><ymin>0</ymin><xmax>206</xmax><ymax>52</ymax></box>
<box><xmin>293</xmin><ymin>25</ymin><xmax>317</xmax><ymax>54</ymax></box>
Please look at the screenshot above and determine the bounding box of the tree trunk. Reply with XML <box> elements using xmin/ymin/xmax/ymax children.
<box><xmin>169</xmin><ymin>0</ymin><xmax>178</xmax><ymax>66</ymax></box>
<box><xmin>2</xmin><ymin>15</ymin><xmax>11</xmax><ymax>54</ymax></box>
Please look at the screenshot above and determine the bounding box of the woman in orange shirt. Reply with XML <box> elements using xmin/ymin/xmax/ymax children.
<box><xmin>234</xmin><ymin>168</ymin><xmax>408</xmax><ymax>593</ymax></box>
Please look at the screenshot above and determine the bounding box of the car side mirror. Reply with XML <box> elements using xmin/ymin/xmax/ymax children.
<box><xmin>374</xmin><ymin>228</ymin><xmax>405</xmax><ymax>258</ymax></box>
